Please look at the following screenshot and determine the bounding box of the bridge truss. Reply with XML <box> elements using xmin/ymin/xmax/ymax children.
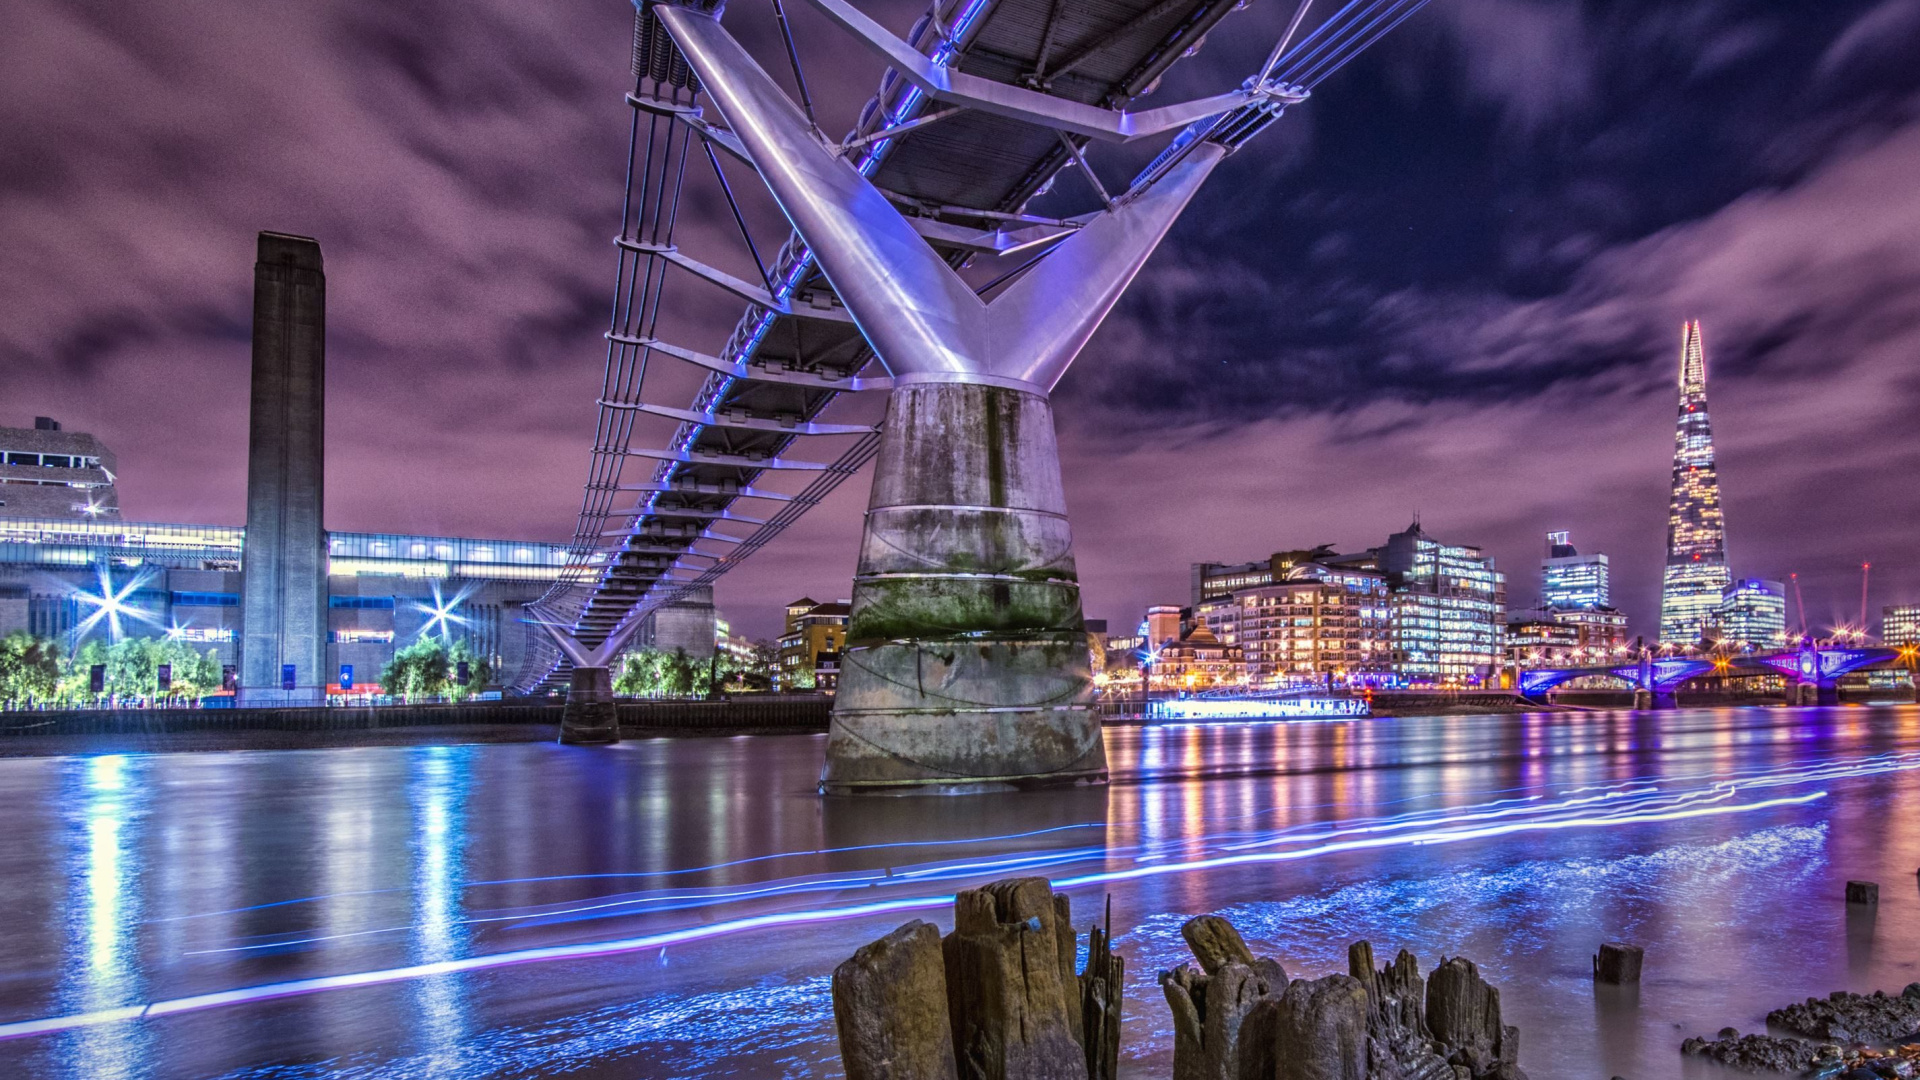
<box><xmin>516</xmin><ymin>0</ymin><xmax>1438</xmax><ymax>689</ymax></box>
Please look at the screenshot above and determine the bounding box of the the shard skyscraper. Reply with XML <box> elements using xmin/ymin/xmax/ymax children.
<box><xmin>1658</xmin><ymin>320</ymin><xmax>1731</xmax><ymax>645</ymax></box>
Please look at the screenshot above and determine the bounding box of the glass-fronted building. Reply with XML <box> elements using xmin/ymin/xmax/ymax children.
<box><xmin>1541</xmin><ymin>531</ymin><xmax>1610</xmax><ymax>610</ymax></box>
<box><xmin>1376</xmin><ymin>523</ymin><xmax>1507</xmax><ymax>686</ymax></box>
<box><xmin>1659</xmin><ymin>322</ymin><xmax>1733</xmax><ymax>644</ymax></box>
<box><xmin>1710</xmin><ymin>578</ymin><xmax>1786</xmax><ymax>650</ymax></box>
<box><xmin>1880</xmin><ymin>604</ymin><xmax>1919</xmax><ymax>648</ymax></box>
<box><xmin>0</xmin><ymin>516</ymin><xmax>654</xmax><ymax>694</ymax></box>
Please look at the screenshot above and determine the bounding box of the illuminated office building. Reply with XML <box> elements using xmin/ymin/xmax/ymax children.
<box><xmin>1193</xmin><ymin>562</ymin><xmax>1392</xmax><ymax>688</ymax></box>
<box><xmin>1659</xmin><ymin>320</ymin><xmax>1732</xmax><ymax>645</ymax></box>
<box><xmin>1552</xmin><ymin>606</ymin><xmax>1631</xmax><ymax>653</ymax></box>
<box><xmin>1192</xmin><ymin>527</ymin><xmax>1502</xmax><ymax>688</ymax></box>
<box><xmin>1884</xmin><ymin>605</ymin><xmax>1920</xmax><ymax>647</ymax></box>
<box><xmin>1506</xmin><ymin>616</ymin><xmax>1581</xmax><ymax>667</ymax></box>
<box><xmin>1376</xmin><ymin>522</ymin><xmax>1507</xmax><ymax>686</ymax></box>
<box><xmin>1541</xmin><ymin>531</ymin><xmax>1609</xmax><ymax>610</ymax></box>
<box><xmin>1191</xmin><ymin>546</ymin><xmax>1340</xmax><ymax>604</ymax></box>
<box><xmin>1710</xmin><ymin>578</ymin><xmax>1785</xmax><ymax>650</ymax></box>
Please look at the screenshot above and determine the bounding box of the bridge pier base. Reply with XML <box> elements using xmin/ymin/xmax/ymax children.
<box><xmin>822</xmin><ymin>383</ymin><xmax>1107</xmax><ymax>795</ymax></box>
<box><xmin>1816</xmin><ymin>682</ymin><xmax>1840</xmax><ymax>707</ymax></box>
<box><xmin>560</xmin><ymin>666</ymin><xmax>619</xmax><ymax>744</ymax></box>
<box><xmin>1632</xmin><ymin>689</ymin><xmax>1653</xmax><ymax>710</ymax></box>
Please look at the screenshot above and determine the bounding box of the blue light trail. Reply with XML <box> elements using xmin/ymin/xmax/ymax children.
<box><xmin>5</xmin><ymin>744</ymin><xmax>1906</xmax><ymax>1046</ymax></box>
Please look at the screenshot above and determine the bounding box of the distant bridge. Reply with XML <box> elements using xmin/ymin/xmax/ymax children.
<box><xmin>1518</xmin><ymin>646</ymin><xmax>1907</xmax><ymax>707</ymax></box>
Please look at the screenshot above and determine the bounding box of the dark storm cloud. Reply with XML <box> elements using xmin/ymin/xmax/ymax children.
<box><xmin>1054</xmin><ymin>0</ymin><xmax>1920</xmax><ymax>635</ymax></box>
<box><xmin>1</xmin><ymin>0</ymin><xmax>1916</xmax><ymax>639</ymax></box>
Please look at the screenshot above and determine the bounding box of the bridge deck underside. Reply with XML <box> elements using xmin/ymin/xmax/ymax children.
<box><xmin>545</xmin><ymin>0</ymin><xmax>1253</xmax><ymax>672</ymax></box>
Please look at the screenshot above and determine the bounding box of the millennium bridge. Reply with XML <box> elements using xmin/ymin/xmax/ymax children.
<box><xmin>517</xmin><ymin>0</ymin><xmax>1436</xmax><ymax>791</ymax></box>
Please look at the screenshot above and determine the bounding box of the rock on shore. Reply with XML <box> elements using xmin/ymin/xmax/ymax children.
<box><xmin>1679</xmin><ymin>1029</ymin><xmax>1840</xmax><ymax>1074</ymax></box>
<box><xmin>1768</xmin><ymin>985</ymin><xmax>1920</xmax><ymax>1043</ymax></box>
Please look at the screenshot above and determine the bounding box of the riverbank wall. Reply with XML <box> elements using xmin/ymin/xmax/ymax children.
<box><xmin>0</xmin><ymin>695</ymin><xmax>834</xmax><ymax>743</ymax></box>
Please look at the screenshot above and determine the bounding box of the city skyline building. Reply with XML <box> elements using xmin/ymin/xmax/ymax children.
<box><xmin>1193</xmin><ymin>561</ymin><xmax>1393</xmax><ymax>688</ymax></box>
<box><xmin>1711</xmin><ymin>578</ymin><xmax>1786</xmax><ymax>649</ymax></box>
<box><xmin>1376</xmin><ymin>522</ymin><xmax>1508</xmax><ymax>685</ymax></box>
<box><xmin>1541</xmin><ymin>531</ymin><xmax>1610</xmax><ymax>611</ymax></box>
<box><xmin>1186</xmin><ymin>524</ymin><xmax>1504</xmax><ymax>688</ymax></box>
<box><xmin>1658</xmin><ymin>320</ymin><xmax>1733</xmax><ymax>645</ymax></box>
<box><xmin>1881</xmin><ymin>604</ymin><xmax>1919</xmax><ymax>648</ymax></box>
<box><xmin>1551</xmin><ymin>606</ymin><xmax>1632</xmax><ymax>653</ymax></box>
<box><xmin>777</xmin><ymin>598</ymin><xmax>848</xmax><ymax>690</ymax></box>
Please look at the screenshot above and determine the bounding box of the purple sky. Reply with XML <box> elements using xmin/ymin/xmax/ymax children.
<box><xmin>4</xmin><ymin>0</ymin><xmax>1919</xmax><ymax>640</ymax></box>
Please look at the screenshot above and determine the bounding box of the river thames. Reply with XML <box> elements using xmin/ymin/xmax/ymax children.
<box><xmin>0</xmin><ymin>705</ymin><xmax>1916</xmax><ymax>1079</ymax></box>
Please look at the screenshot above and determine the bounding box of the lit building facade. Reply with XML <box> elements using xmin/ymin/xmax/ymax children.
<box><xmin>0</xmin><ymin>517</ymin><xmax>590</xmax><ymax>693</ymax></box>
<box><xmin>1144</xmin><ymin>605</ymin><xmax>1182</xmax><ymax>648</ymax></box>
<box><xmin>0</xmin><ymin>418</ymin><xmax>118</xmax><ymax>522</ymax></box>
<box><xmin>1708</xmin><ymin>578</ymin><xmax>1785</xmax><ymax>649</ymax></box>
<box><xmin>777</xmin><ymin>598</ymin><xmax>848</xmax><ymax>688</ymax></box>
<box><xmin>1552</xmin><ymin>606</ymin><xmax>1631</xmax><ymax>653</ymax></box>
<box><xmin>1376</xmin><ymin>523</ymin><xmax>1507</xmax><ymax>686</ymax></box>
<box><xmin>1506</xmin><ymin>617</ymin><xmax>1581</xmax><ymax>667</ymax></box>
<box><xmin>1541</xmin><ymin>531</ymin><xmax>1609</xmax><ymax>610</ymax></box>
<box><xmin>1194</xmin><ymin>562</ymin><xmax>1392</xmax><ymax>688</ymax></box>
<box><xmin>1884</xmin><ymin>605</ymin><xmax>1920</xmax><ymax>648</ymax></box>
<box><xmin>1659</xmin><ymin>321</ymin><xmax>1732</xmax><ymax>645</ymax></box>
<box><xmin>1191</xmin><ymin>546</ymin><xmax>1340</xmax><ymax>604</ymax></box>
<box><xmin>1145</xmin><ymin>623</ymin><xmax>1243</xmax><ymax>691</ymax></box>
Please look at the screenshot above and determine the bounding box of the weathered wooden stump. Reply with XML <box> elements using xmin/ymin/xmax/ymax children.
<box><xmin>1079</xmin><ymin>919</ymin><xmax>1124</xmax><ymax>1080</ymax></box>
<box><xmin>1846</xmin><ymin>880</ymin><xmax>1879</xmax><ymax>905</ymax></box>
<box><xmin>1427</xmin><ymin>956</ymin><xmax>1520</xmax><ymax>1078</ymax></box>
<box><xmin>1273</xmin><ymin>974</ymin><xmax>1369</xmax><ymax>1080</ymax></box>
<box><xmin>1592</xmin><ymin>942</ymin><xmax>1643</xmax><ymax>985</ymax></box>
<box><xmin>1161</xmin><ymin>915</ymin><xmax>1288</xmax><ymax>1080</ymax></box>
<box><xmin>833</xmin><ymin>921</ymin><xmax>960</xmax><ymax>1080</ymax></box>
<box><xmin>1350</xmin><ymin>942</ymin><xmax>1452</xmax><ymax>1080</ymax></box>
<box><xmin>1183</xmin><ymin>915</ymin><xmax>1259</xmax><ymax>974</ymax></box>
<box><xmin>943</xmin><ymin>878</ymin><xmax>1087</xmax><ymax>1080</ymax></box>
<box><xmin>829</xmin><ymin>886</ymin><xmax>1538</xmax><ymax>1080</ymax></box>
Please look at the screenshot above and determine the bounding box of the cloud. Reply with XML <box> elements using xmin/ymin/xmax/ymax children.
<box><xmin>1424</xmin><ymin>0</ymin><xmax>1596</xmax><ymax>133</ymax></box>
<box><xmin>3</xmin><ymin>0</ymin><xmax>1916</xmax><ymax>642</ymax></box>
<box><xmin>1818</xmin><ymin>0</ymin><xmax>1920</xmax><ymax>83</ymax></box>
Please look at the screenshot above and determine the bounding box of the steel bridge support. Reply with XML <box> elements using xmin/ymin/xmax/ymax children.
<box><xmin>653</xmin><ymin>0</ymin><xmax>1295</xmax><ymax>792</ymax></box>
<box><xmin>532</xmin><ymin>617</ymin><xmax>632</xmax><ymax>744</ymax></box>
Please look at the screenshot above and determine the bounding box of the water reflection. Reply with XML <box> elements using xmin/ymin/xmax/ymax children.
<box><xmin>0</xmin><ymin>708</ymin><xmax>1914</xmax><ymax>1080</ymax></box>
<box><xmin>409</xmin><ymin>746</ymin><xmax>470</xmax><ymax>1074</ymax></box>
<box><xmin>60</xmin><ymin>754</ymin><xmax>150</xmax><ymax>1079</ymax></box>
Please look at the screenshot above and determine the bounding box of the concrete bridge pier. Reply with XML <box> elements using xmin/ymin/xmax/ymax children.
<box><xmin>560</xmin><ymin>666</ymin><xmax>619</xmax><ymax>744</ymax></box>
<box><xmin>823</xmin><ymin>382</ymin><xmax>1104</xmax><ymax>794</ymax></box>
<box><xmin>1631</xmin><ymin>688</ymin><xmax>1677</xmax><ymax>710</ymax></box>
<box><xmin>1780</xmin><ymin>681</ymin><xmax>1827</xmax><ymax>706</ymax></box>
